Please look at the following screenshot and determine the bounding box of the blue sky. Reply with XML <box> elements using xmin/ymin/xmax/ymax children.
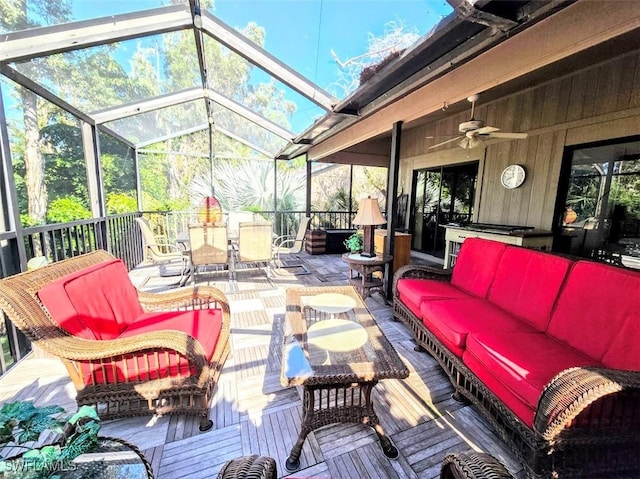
<box><xmin>69</xmin><ymin>0</ymin><xmax>451</xmax><ymax>94</ymax></box>
<box><xmin>5</xmin><ymin>1</ymin><xmax>452</xmax><ymax>135</ymax></box>
<box><xmin>213</xmin><ymin>0</ymin><xmax>452</xmax><ymax>93</ymax></box>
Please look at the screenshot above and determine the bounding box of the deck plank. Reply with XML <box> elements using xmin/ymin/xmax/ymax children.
<box><xmin>0</xmin><ymin>252</ymin><xmax>524</xmax><ymax>479</ymax></box>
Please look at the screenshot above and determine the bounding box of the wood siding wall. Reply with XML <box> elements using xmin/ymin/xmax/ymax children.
<box><xmin>399</xmin><ymin>50</ymin><xmax>640</xmax><ymax>231</ymax></box>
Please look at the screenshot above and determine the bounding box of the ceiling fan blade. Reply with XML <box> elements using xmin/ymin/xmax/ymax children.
<box><xmin>473</xmin><ymin>126</ymin><xmax>500</xmax><ymax>135</ymax></box>
<box><xmin>429</xmin><ymin>136</ymin><xmax>463</xmax><ymax>149</ymax></box>
<box><xmin>489</xmin><ymin>132</ymin><xmax>528</xmax><ymax>139</ymax></box>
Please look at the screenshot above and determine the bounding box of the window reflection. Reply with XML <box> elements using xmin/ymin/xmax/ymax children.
<box><xmin>561</xmin><ymin>138</ymin><xmax>640</xmax><ymax>269</ymax></box>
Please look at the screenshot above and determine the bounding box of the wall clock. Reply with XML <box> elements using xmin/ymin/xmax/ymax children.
<box><xmin>500</xmin><ymin>164</ymin><xmax>526</xmax><ymax>189</ymax></box>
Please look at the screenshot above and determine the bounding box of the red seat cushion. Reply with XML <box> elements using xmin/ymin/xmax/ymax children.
<box><xmin>488</xmin><ymin>247</ymin><xmax>572</xmax><ymax>331</ymax></box>
<box><xmin>396</xmin><ymin>278</ymin><xmax>471</xmax><ymax>317</ymax></box>
<box><xmin>451</xmin><ymin>238</ymin><xmax>506</xmax><ymax>298</ymax></box>
<box><xmin>420</xmin><ymin>298</ymin><xmax>537</xmax><ymax>357</ymax></box>
<box><xmin>464</xmin><ymin>331</ymin><xmax>601</xmax><ymax>426</ymax></box>
<box><xmin>80</xmin><ymin>309</ymin><xmax>224</xmax><ymax>385</ymax></box>
<box><xmin>547</xmin><ymin>261</ymin><xmax>640</xmax><ymax>370</ymax></box>
<box><xmin>39</xmin><ymin>259</ymin><xmax>143</xmax><ymax>340</ymax></box>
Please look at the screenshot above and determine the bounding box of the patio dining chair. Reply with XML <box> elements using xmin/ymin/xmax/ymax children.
<box><xmin>188</xmin><ymin>223</ymin><xmax>232</xmax><ymax>283</ymax></box>
<box><xmin>235</xmin><ymin>221</ymin><xmax>274</xmax><ymax>278</ymax></box>
<box><xmin>272</xmin><ymin>216</ymin><xmax>311</xmax><ymax>275</ymax></box>
<box><xmin>227</xmin><ymin>211</ymin><xmax>257</xmax><ymax>241</ymax></box>
<box><xmin>135</xmin><ymin>217</ymin><xmax>187</xmax><ymax>278</ymax></box>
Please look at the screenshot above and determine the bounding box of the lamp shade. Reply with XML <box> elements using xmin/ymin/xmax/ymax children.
<box><xmin>353</xmin><ymin>197</ymin><xmax>385</xmax><ymax>226</ymax></box>
<box><xmin>198</xmin><ymin>196</ymin><xmax>223</xmax><ymax>224</ymax></box>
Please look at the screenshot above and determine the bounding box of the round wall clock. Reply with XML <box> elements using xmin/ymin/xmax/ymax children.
<box><xmin>500</xmin><ymin>164</ymin><xmax>526</xmax><ymax>189</ymax></box>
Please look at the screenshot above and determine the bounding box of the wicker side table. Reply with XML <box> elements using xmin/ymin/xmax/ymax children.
<box><xmin>440</xmin><ymin>452</ymin><xmax>514</xmax><ymax>479</ymax></box>
<box><xmin>217</xmin><ymin>455</ymin><xmax>277</xmax><ymax>479</ymax></box>
<box><xmin>341</xmin><ymin>253</ymin><xmax>393</xmax><ymax>302</ymax></box>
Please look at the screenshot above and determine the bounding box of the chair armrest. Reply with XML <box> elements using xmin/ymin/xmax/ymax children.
<box><xmin>272</xmin><ymin>234</ymin><xmax>294</xmax><ymax>248</ymax></box>
<box><xmin>393</xmin><ymin>264</ymin><xmax>452</xmax><ymax>296</ymax></box>
<box><xmin>150</xmin><ymin>243</ymin><xmax>182</xmax><ymax>254</ymax></box>
<box><xmin>39</xmin><ymin>330</ymin><xmax>209</xmax><ymax>367</ymax></box>
<box><xmin>534</xmin><ymin>366</ymin><xmax>640</xmax><ymax>441</ymax></box>
<box><xmin>137</xmin><ymin>285</ymin><xmax>230</xmax><ymax>316</ymax></box>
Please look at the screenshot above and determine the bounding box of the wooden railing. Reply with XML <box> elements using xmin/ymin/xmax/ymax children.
<box><xmin>0</xmin><ymin>208</ymin><xmax>364</xmax><ymax>375</ymax></box>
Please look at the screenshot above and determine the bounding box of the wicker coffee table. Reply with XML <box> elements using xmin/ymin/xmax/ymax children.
<box><xmin>281</xmin><ymin>285</ymin><xmax>409</xmax><ymax>472</ymax></box>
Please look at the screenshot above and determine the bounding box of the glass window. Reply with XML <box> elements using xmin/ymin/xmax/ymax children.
<box><xmin>561</xmin><ymin>137</ymin><xmax>640</xmax><ymax>268</ymax></box>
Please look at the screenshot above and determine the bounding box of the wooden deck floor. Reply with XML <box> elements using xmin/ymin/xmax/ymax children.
<box><xmin>0</xmin><ymin>252</ymin><xmax>525</xmax><ymax>478</ymax></box>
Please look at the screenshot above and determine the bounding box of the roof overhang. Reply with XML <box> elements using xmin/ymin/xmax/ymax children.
<box><xmin>289</xmin><ymin>0</ymin><xmax>640</xmax><ymax>162</ymax></box>
<box><xmin>277</xmin><ymin>0</ymin><xmax>582</xmax><ymax>161</ymax></box>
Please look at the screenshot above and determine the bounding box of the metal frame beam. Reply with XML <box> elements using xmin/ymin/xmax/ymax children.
<box><xmin>0</xmin><ymin>5</ymin><xmax>191</xmax><ymax>63</ymax></box>
<box><xmin>205</xmin><ymin>89</ymin><xmax>295</xmax><ymax>141</ymax></box>
<box><xmin>135</xmin><ymin>122</ymin><xmax>273</xmax><ymax>158</ymax></box>
<box><xmin>1</xmin><ymin>64</ymin><xmax>135</xmax><ymax>148</ymax></box>
<box><xmin>91</xmin><ymin>88</ymin><xmax>203</xmax><ymax>124</ymax></box>
<box><xmin>199</xmin><ymin>10</ymin><xmax>336</xmax><ymax>111</ymax></box>
<box><xmin>92</xmin><ymin>86</ymin><xmax>294</xmax><ymax>145</ymax></box>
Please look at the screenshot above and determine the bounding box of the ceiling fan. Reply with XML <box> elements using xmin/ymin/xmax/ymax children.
<box><xmin>428</xmin><ymin>94</ymin><xmax>528</xmax><ymax>150</ymax></box>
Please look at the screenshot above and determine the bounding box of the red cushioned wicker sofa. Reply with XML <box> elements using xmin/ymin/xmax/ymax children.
<box><xmin>0</xmin><ymin>250</ymin><xmax>230</xmax><ymax>432</ymax></box>
<box><xmin>393</xmin><ymin>238</ymin><xmax>640</xmax><ymax>478</ymax></box>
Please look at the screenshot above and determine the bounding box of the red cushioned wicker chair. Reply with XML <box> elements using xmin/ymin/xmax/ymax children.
<box><xmin>0</xmin><ymin>250</ymin><xmax>230</xmax><ymax>432</ymax></box>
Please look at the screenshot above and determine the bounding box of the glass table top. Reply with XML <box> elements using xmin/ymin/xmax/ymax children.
<box><xmin>281</xmin><ymin>286</ymin><xmax>408</xmax><ymax>387</ymax></box>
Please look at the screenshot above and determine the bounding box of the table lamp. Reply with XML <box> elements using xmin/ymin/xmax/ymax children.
<box><xmin>353</xmin><ymin>196</ymin><xmax>386</xmax><ymax>257</ymax></box>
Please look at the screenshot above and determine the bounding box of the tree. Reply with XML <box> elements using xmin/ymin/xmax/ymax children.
<box><xmin>329</xmin><ymin>20</ymin><xmax>420</xmax><ymax>98</ymax></box>
<box><xmin>1</xmin><ymin>0</ymin><xmax>72</xmax><ymax>225</ymax></box>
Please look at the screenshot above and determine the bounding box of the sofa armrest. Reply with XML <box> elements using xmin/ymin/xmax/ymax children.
<box><xmin>534</xmin><ymin>366</ymin><xmax>640</xmax><ymax>441</ymax></box>
<box><xmin>137</xmin><ymin>285</ymin><xmax>230</xmax><ymax>316</ymax></box>
<box><xmin>393</xmin><ymin>264</ymin><xmax>452</xmax><ymax>296</ymax></box>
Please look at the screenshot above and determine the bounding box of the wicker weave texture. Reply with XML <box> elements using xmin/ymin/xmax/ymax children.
<box><xmin>0</xmin><ymin>250</ymin><xmax>231</xmax><ymax>429</ymax></box>
<box><xmin>217</xmin><ymin>455</ymin><xmax>277</xmax><ymax>479</ymax></box>
<box><xmin>440</xmin><ymin>452</ymin><xmax>514</xmax><ymax>479</ymax></box>
<box><xmin>392</xmin><ymin>265</ymin><xmax>640</xmax><ymax>479</ymax></box>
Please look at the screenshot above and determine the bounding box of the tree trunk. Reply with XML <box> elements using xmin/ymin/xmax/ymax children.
<box><xmin>22</xmin><ymin>89</ymin><xmax>47</xmax><ymax>224</ymax></box>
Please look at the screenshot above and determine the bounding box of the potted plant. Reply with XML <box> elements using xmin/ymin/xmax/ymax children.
<box><xmin>344</xmin><ymin>232</ymin><xmax>364</xmax><ymax>253</ymax></box>
<box><xmin>0</xmin><ymin>401</ymin><xmax>100</xmax><ymax>479</ymax></box>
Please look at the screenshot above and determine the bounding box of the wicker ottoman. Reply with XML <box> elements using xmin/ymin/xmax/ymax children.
<box><xmin>217</xmin><ymin>455</ymin><xmax>277</xmax><ymax>479</ymax></box>
<box><xmin>440</xmin><ymin>452</ymin><xmax>514</xmax><ymax>479</ymax></box>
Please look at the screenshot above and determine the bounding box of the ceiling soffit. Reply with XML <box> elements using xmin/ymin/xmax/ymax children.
<box><xmin>300</xmin><ymin>0</ymin><xmax>639</xmax><ymax>162</ymax></box>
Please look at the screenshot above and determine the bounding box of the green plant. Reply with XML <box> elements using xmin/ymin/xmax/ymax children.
<box><xmin>344</xmin><ymin>232</ymin><xmax>364</xmax><ymax>252</ymax></box>
<box><xmin>0</xmin><ymin>401</ymin><xmax>100</xmax><ymax>479</ymax></box>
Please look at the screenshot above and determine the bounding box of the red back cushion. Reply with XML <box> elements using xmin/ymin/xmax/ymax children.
<box><xmin>451</xmin><ymin>238</ymin><xmax>506</xmax><ymax>298</ymax></box>
<box><xmin>547</xmin><ymin>261</ymin><xmax>640</xmax><ymax>370</ymax></box>
<box><xmin>38</xmin><ymin>259</ymin><xmax>143</xmax><ymax>340</ymax></box>
<box><xmin>488</xmin><ymin>247</ymin><xmax>572</xmax><ymax>331</ymax></box>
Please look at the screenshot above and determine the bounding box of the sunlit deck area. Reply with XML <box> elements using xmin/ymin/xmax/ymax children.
<box><xmin>0</xmin><ymin>252</ymin><xmax>524</xmax><ymax>479</ymax></box>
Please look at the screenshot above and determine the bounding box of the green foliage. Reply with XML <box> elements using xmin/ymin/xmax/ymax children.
<box><xmin>106</xmin><ymin>192</ymin><xmax>137</xmax><ymax>214</ymax></box>
<box><xmin>344</xmin><ymin>233</ymin><xmax>364</xmax><ymax>252</ymax></box>
<box><xmin>0</xmin><ymin>402</ymin><xmax>65</xmax><ymax>447</ymax></box>
<box><xmin>46</xmin><ymin>197</ymin><xmax>91</xmax><ymax>223</ymax></box>
<box><xmin>0</xmin><ymin>402</ymin><xmax>100</xmax><ymax>479</ymax></box>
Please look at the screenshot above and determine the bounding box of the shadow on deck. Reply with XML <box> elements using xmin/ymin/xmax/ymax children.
<box><xmin>0</xmin><ymin>251</ymin><xmax>524</xmax><ymax>479</ymax></box>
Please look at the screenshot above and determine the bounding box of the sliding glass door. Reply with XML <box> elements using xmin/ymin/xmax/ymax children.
<box><xmin>410</xmin><ymin>162</ymin><xmax>478</xmax><ymax>258</ymax></box>
<box><xmin>556</xmin><ymin>136</ymin><xmax>640</xmax><ymax>268</ymax></box>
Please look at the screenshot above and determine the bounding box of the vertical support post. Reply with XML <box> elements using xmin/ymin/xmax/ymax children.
<box><xmin>349</xmin><ymin>164</ymin><xmax>354</xmax><ymax>228</ymax></box>
<box><xmin>385</xmin><ymin>121</ymin><xmax>402</xmax><ymax>300</ymax></box>
<box><xmin>0</xmin><ymin>82</ymin><xmax>25</xmax><ymax>274</ymax></box>
<box><xmin>273</xmin><ymin>157</ymin><xmax>278</xmax><ymax>233</ymax></box>
<box><xmin>82</xmin><ymin>122</ymin><xmax>108</xmax><ymax>250</ymax></box>
<box><xmin>306</xmin><ymin>156</ymin><xmax>312</xmax><ymax>218</ymax></box>
<box><xmin>134</xmin><ymin>148</ymin><xmax>143</xmax><ymax>212</ymax></box>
